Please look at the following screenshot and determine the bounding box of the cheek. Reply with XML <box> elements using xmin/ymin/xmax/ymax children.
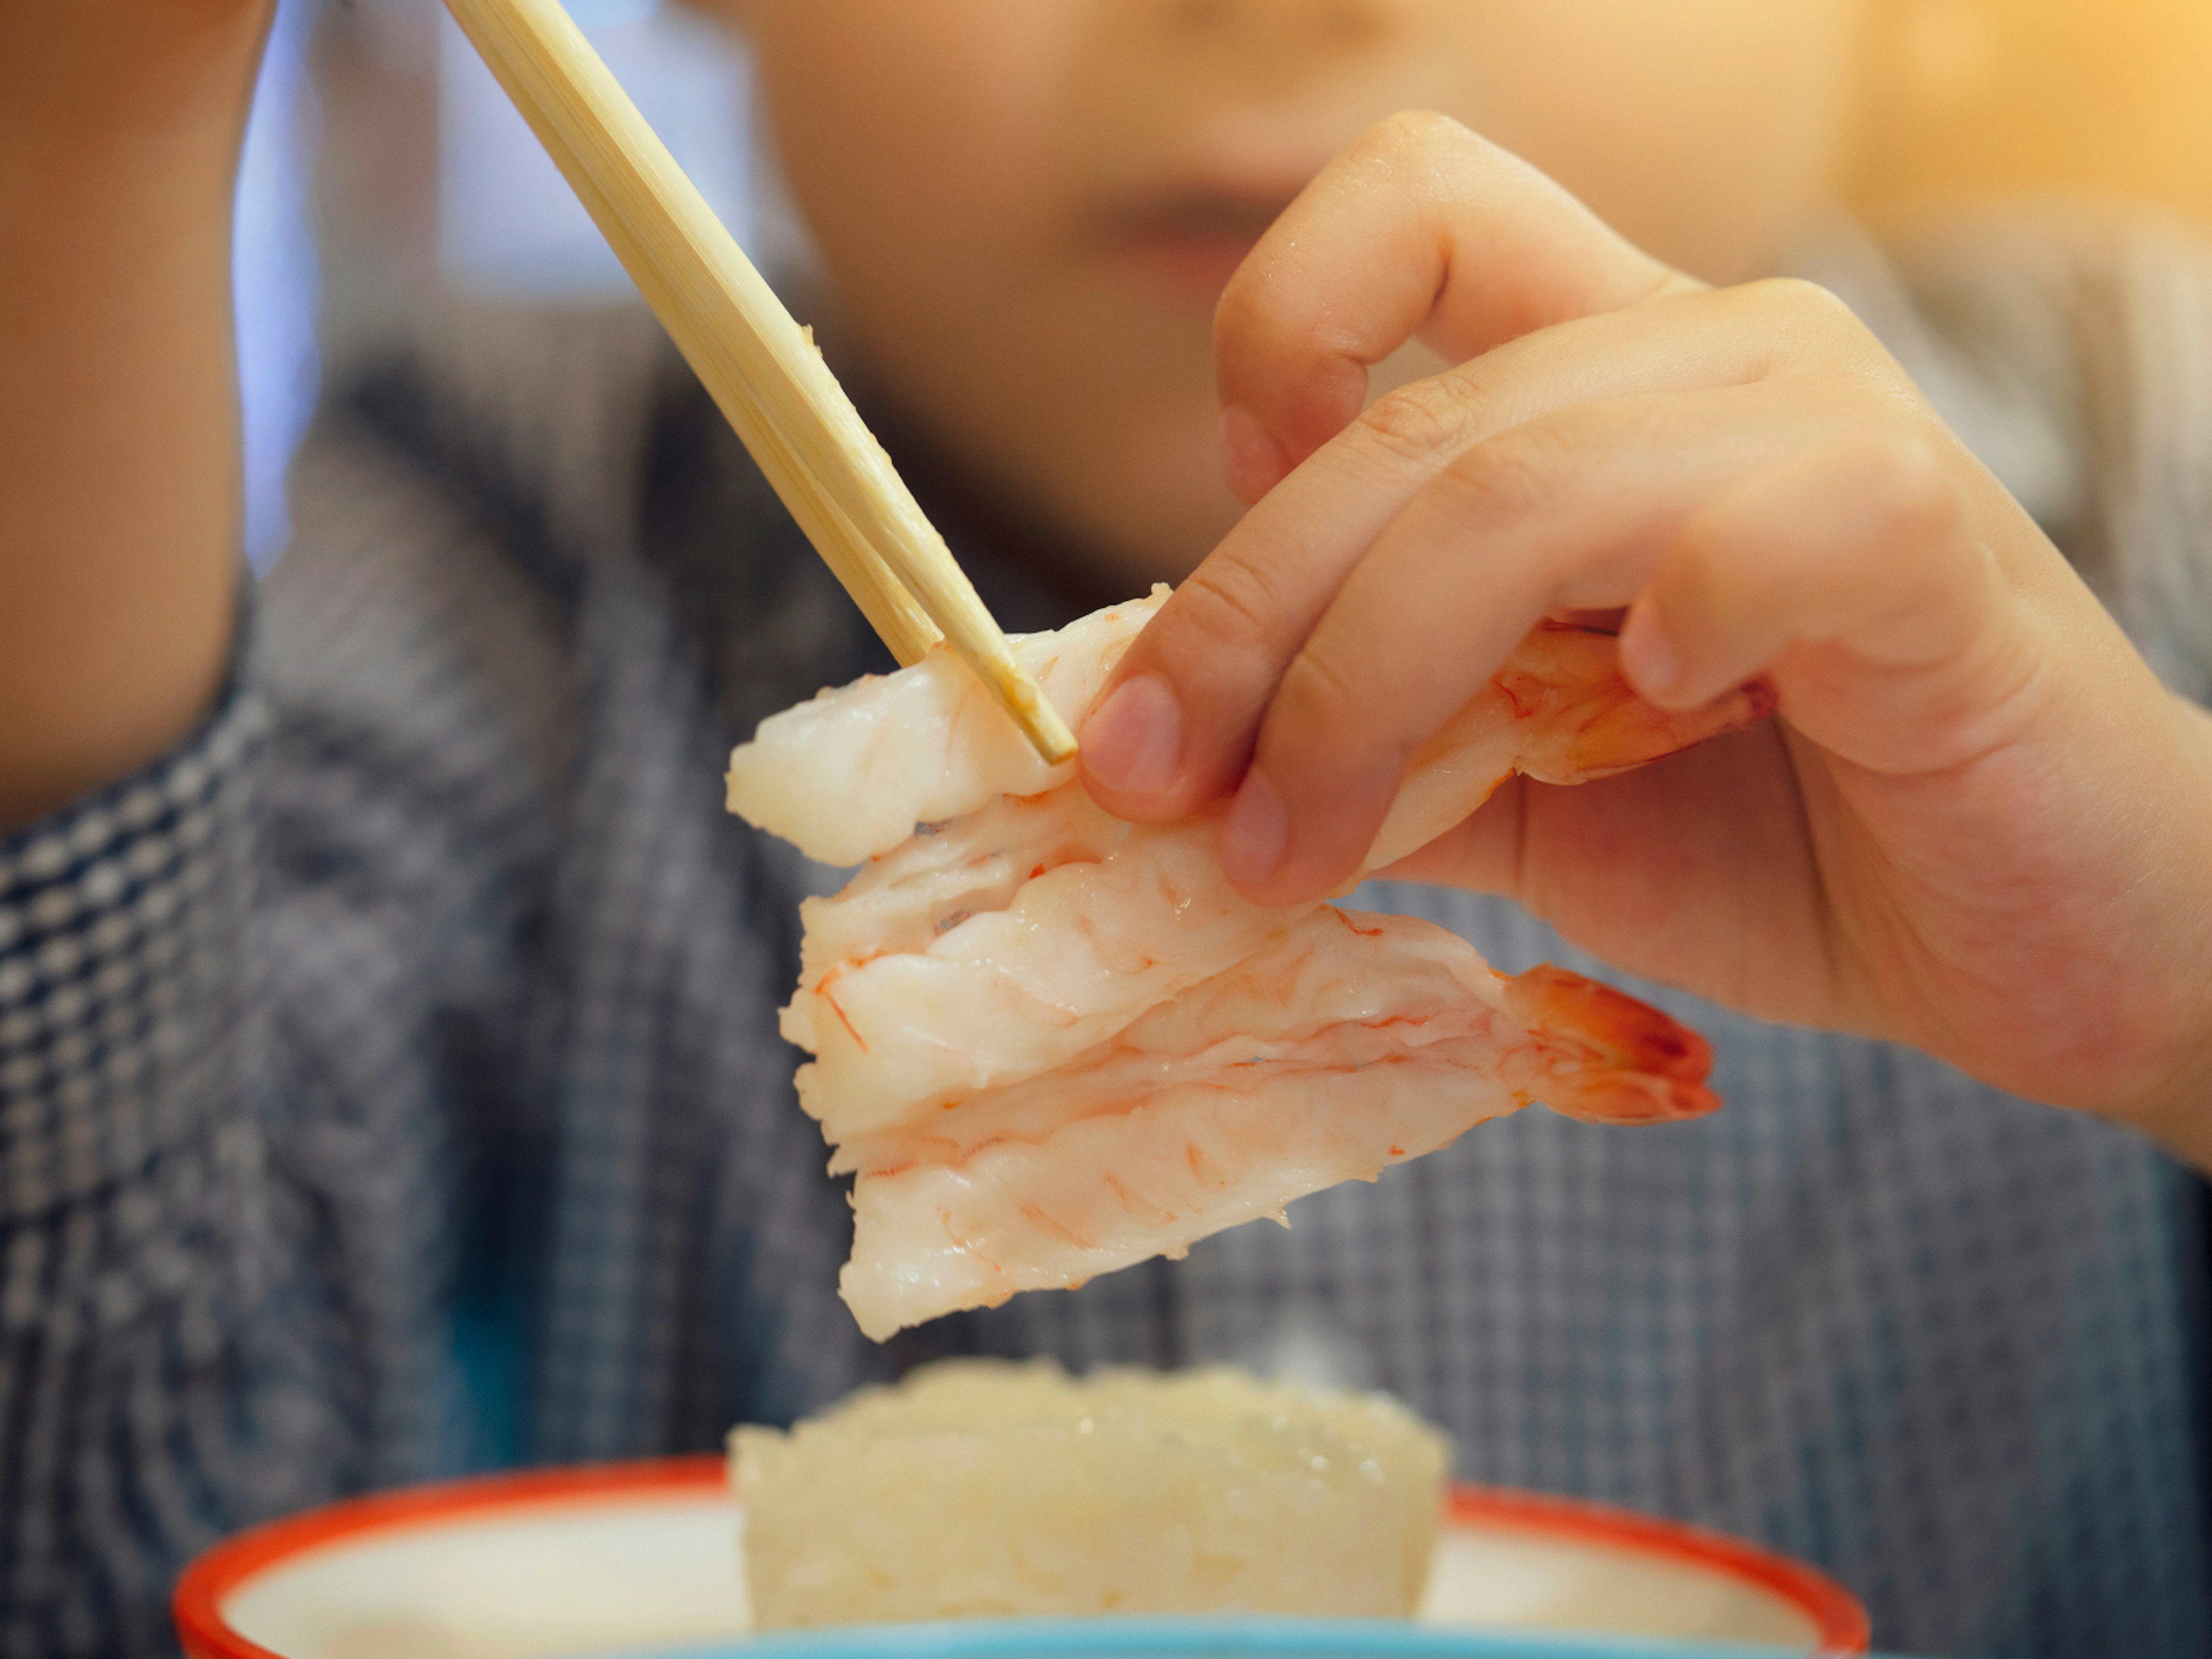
<box><xmin>1435</xmin><ymin>1</ymin><xmax>1859</xmax><ymax>278</ymax></box>
<box><xmin>753</xmin><ymin>1</ymin><xmax>1069</xmax><ymax>304</ymax></box>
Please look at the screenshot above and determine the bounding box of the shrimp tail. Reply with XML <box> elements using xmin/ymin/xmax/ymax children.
<box><xmin>1544</xmin><ymin>673</ymin><xmax>1778</xmax><ymax>783</ymax></box>
<box><xmin>1504</xmin><ymin>622</ymin><xmax>1779</xmax><ymax>786</ymax></box>
<box><xmin>1501</xmin><ymin>964</ymin><xmax>1722</xmax><ymax>1125</ymax></box>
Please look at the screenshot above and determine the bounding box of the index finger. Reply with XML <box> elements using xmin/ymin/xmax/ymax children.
<box><xmin>1215</xmin><ymin>110</ymin><xmax>1694</xmax><ymax>503</ymax></box>
<box><xmin>1081</xmin><ymin>113</ymin><xmax>1703</xmax><ymax>824</ymax></box>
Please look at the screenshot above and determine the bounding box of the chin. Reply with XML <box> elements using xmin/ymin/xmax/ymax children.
<box><xmin>1061</xmin><ymin>431</ymin><xmax>1245</xmax><ymax>589</ymax></box>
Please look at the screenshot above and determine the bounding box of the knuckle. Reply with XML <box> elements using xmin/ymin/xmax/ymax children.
<box><xmin>1437</xmin><ymin>421</ymin><xmax>1575</xmax><ymax>532</ymax></box>
<box><xmin>1356</xmin><ymin>378</ymin><xmax>1476</xmax><ymax>468</ymax></box>
<box><xmin>1737</xmin><ymin>277</ymin><xmax>1875</xmax><ymax>357</ymax></box>
<box><xmin>1743</xmin><ymin>275</ymin><xmax>1857</xmax><ymax>328</ymax></box>
<box><xmin>1840</xmin><ymin>430</ymin><xmax>1965</xmax><ymax>543</ymax></box>
<box><xmin>1177</xmin><ymin>557</ymin><xmax>1289</xmax><ymax>658</ymax></box>
<box><xmin>1274</xmin><ymin>645</ymin><xmax>1370</xmax><ymax>743</ymax></box>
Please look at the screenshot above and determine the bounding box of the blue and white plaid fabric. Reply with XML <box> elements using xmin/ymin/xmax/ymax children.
<box><xmin>5</xmin><ymin>221</ymin><xmax>2212</xmax><ymax>1658</ymax></box>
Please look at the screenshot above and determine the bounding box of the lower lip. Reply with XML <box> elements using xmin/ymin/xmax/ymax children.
<box><xmin>1108</xmin><ymin>235</ymin><xmax>1263</xmax><ymax>313</ymax></box>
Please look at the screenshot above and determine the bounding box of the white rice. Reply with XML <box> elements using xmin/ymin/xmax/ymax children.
<box><xmin>730</xmin><ymin>1359</ymin><xmax>1451</xmax><ymax>1630</ymax></box>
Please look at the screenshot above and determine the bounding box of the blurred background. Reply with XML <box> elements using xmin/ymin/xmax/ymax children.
<box><xmin>234</xmin><ymin>0</ymin><xmax>2212</xmax><ymax>570</ymax></box>
<box><xmin>237</xmin><ymin>0</ymin><xmax>766</xmax><ymax>566</ymax></box>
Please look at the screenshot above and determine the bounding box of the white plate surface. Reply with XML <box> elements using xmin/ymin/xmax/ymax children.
<box><xmin>181</xmin><ymin>1465</ymin><xmax>1863</xmax><ymax>1659</ymax></box>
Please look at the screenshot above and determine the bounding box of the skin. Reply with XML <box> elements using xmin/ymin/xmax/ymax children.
<box><xmin>7</xmin><ymin>1</ymin><xmax>2211</xmax><ymax>1157</ymax></box>
<box><xmin>736</xmin><ymin>0</ymin><xmax>2212</xmax><ymax>1150</ymax></box>
<box><xmin>1079</xmin><ymin>116</ymin><xmax>2212</xmax><ymax>1157</ymax></box>
<box><xmin>0</xmin><ymin>0</ymin><xmax>272</xmax><ymax>828</ymax></box>
<box><xmin>725</xmin><ymin>0</ymin><xmax>1862</xmax><ymax>586</ymax></box>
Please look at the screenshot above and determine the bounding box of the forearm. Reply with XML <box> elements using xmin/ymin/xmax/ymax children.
<box><xmin>0</xmin><ymin>3</ymin><xmax>274</xmax><ymax>830</ymax></box>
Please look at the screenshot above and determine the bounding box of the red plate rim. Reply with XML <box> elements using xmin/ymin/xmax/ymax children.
<box><xmin>175</xmin><ymin>1457</ymin><xmax>1869</xmax><ymax>1659</ymax></box>
<box><xmin>1444</xmin><ymin>1486</ymin><xmax>1868</xmax><ymax>1654</ymax></box>
<box><xmin>175</xmin><ymin>1458</ymin><xmax>728</xmax><ymax>1659</ymax></box>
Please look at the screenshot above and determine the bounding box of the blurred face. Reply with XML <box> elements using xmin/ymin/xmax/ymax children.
<box><xmin>717</xmin><ymin>1</ymin><xmax>1863</xmax><ymax>587</ymax></box>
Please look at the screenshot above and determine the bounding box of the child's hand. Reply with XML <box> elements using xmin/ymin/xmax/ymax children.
<box><xmin>1081</xmin><ymin>113</ymin><xmax>2212</xmax><ymax>1152</ymax></box>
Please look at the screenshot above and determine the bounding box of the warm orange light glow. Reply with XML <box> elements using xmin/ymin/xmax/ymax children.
<box><xmin>1858</xmin><ymin>0</ymin><xmax>2212</xmax><ymax>224</ymax></box>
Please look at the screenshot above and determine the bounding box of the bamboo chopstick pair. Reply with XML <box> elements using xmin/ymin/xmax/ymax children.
<box><xmin>442</xmin><ymin>0</ymin><xmax>1078</xmax><ymax>766</ymax></box>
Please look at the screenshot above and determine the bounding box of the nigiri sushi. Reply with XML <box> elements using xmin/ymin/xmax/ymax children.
<box><xmin>727</xmin><ymin>593</ymin><xmax>1768</xmax><ymax>1339</ymax></box>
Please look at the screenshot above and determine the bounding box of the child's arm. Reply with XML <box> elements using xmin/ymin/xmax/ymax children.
<box><xmin>1082</xmin><ymin>113</ymin><xmax>2212</xmax><ymax>1161</ymax></box>
<box><xmin>0</xmin><ymin>2</ymin><xmax>274</xmax><ymax>829</ymax></box>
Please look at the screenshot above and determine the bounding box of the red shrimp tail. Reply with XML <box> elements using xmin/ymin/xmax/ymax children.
<box><xmin>1502</xmin><ymin>964</ymin><xmax>1722</xmax><ymax>1126</ymax></box>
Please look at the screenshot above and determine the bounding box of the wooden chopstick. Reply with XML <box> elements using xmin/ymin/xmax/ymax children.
<box><xmin>442</xmin><ymin>0</ymin><xmax>1079</xmax><ymax>766</ymax></box>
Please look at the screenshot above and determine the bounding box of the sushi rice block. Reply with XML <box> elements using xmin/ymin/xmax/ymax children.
<box><xmin>731</xmin><ymin>1359</ymin><xmax>1452</xmax><ymax>1630</ymax></box>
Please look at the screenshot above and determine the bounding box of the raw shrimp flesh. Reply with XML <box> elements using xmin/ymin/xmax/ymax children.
<box><xmin>726</xmin><ymin>592</ymin><xmax>1771</xmax><ymax>1339</ymax></box>
<box><xmin>838</xmin><ymin>910</ymin><xmax>1714</xmax><ymax>1337</ymax></box>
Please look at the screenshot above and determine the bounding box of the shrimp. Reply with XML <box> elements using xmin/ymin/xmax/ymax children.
<box><xmin>728</xmin><ymin>601</ymin><xmax>1771</xmax><ymax>874</ymax></box>
<box><xmin>836</xmin><ymin>910</ymin><xmax>1715</xmax><ymax>1340</ymax></box>
<box><xmin>726</xmin><ymin>588</ymin><xmax>1169</xmax><ymax>868</ymax></box>
<box><xmin>771</xmin><ymin>627</ymin><xmax>1764</xmax><ymax>1139</ymax></box>
<box><xmin>797</xmin><ymin>789</ymin><xmax>1130</xmax><ymax>982</ymax></box>
<box><xmin>1372</xmin><ymin>620</ymin><xmax>1781</xmax><ymax>865</ymax></box>
<box><xmin>725</xmin><ymin>593</ymin><xmax>1768</xmax><ymax>1339</ymax></box>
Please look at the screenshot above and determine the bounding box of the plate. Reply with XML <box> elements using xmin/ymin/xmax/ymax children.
<box><xmin>173</xmin><ymin>1459</ymin><xmax>1869</xmax><ymax>1659</ymax></box>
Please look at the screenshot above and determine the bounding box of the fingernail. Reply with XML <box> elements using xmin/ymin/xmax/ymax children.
<box><xmin>1221</xmin><ymin>405</ymin><xmax>1290</xmax><ymax>504</ymax></box>
<box><xmin>1619</xmin><ymin>605</ymin><xmax>1682</xmax><ymax>702</ymax></box>
<box><xmin>1082</xmin><ymin>675</ymin><xmax>1184</xmax><ymax>797</ymax></box>
<box><xmin>1221</xmin><ymin>768</ymin><xmax>1289</xmax><ymax>887</ymax></box>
